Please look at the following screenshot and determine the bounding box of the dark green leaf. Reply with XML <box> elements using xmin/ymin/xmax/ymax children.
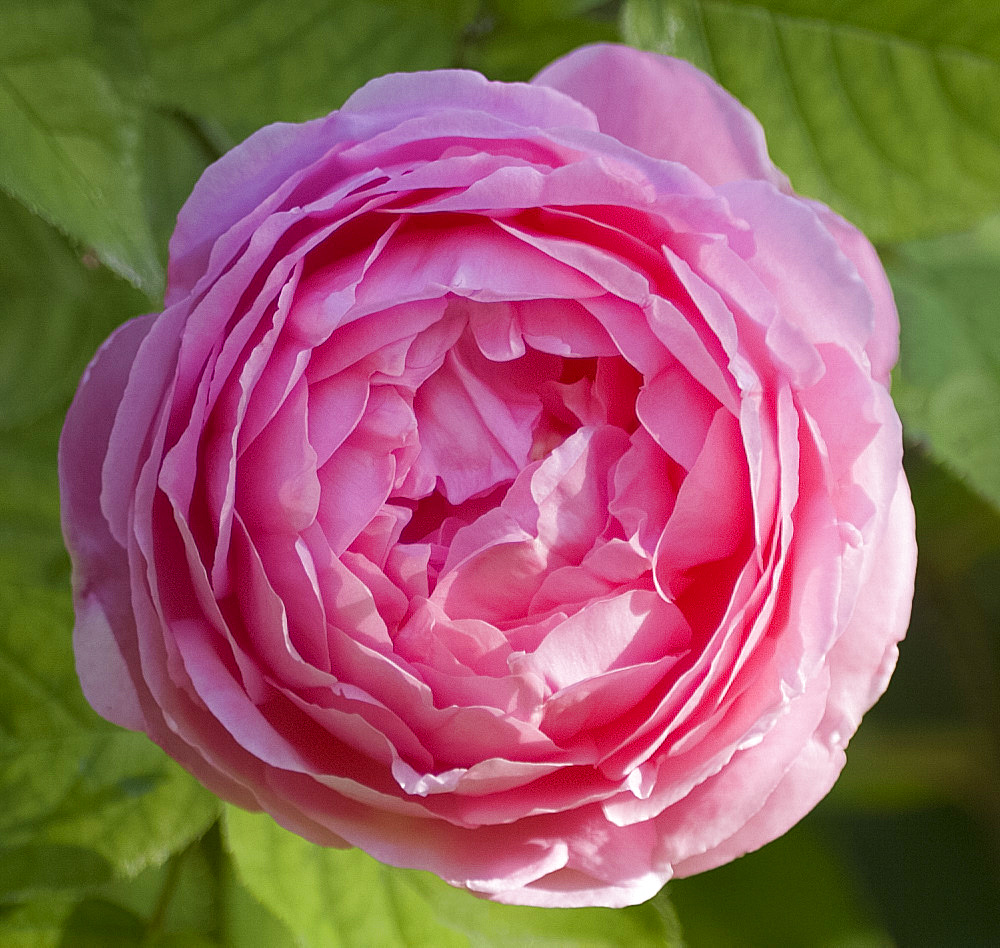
<box><xmin>140</xmin><ymin>108</ymin><xmax>223</xmax><ymax>268</ymax></box>
<box><xmin>466</xmin><ymin>17</ymin><xmax>620</xmax><ymax>81</ymax></box>
<box><xmin>224</xmin><ymin>806</ymin><xmax>680</xmax><ymax>947</ymax></box>
<box><xmin>665</xmin><ymin>822</ymin><xmax>892</xmax><ymax>947</ymax></box>
<box><xmin>60</xmin><ymin>897</ymin><xmax>147</xmax><ymax>947</ymax></box>
<box><xmin>136</xmin><ymin>0</ymin><xmax>478</xmax><ymax>139</ymax></box>
<box><xmin>0</xmin><ymin>845</ymin><xmax>114</xmax><ymax>903</ymax></box>
<box><xmin>0</xmin><ymin>0</ymin><xmax>163</xmax><ymax>294</ymax></box>
<box><xmin>621</xmin><ymin>0</ymin><xmax>1000</xmax><ymax>242</ymax></box>
<box><xmin>0</xmin><ymin>193</ymin><xmax>148</xmax><ymax>433</ymax></box>
<box><xmin>489</xmin><ymin>0</ymin><xmax>617</xmax><ymax>28</ymax></box>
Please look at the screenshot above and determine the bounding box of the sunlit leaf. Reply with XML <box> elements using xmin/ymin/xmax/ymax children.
<box><xmin>887</xmin><ymin>218</ymin><xmax>1000</xmax><ymax>513</ymax></box>
<box><xmin>224</xmin><ymin>806</ymin><xmax>680</xmax><ymax>947</ymax></box>
<box><xmin>0</xmin><ymin>895</ymin><xmax>76</xmax><ymax>948</ymax></box>
<box><xmin>621</xmin><ymin>0</ymin><xmax>1000</xmax><ymax>242</ymax></box>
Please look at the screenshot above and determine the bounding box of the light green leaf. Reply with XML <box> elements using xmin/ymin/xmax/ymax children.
<box><xmin>223</xmin><ymin>807</ymin><xmax>466</xmax><ymax>948</ymax></box>
<box><xmin>0</xmin><ymin>582</ymin><xmax>221</xmax><ymax>877</ymax></box>
<box><xmin>137</xmin><ymin>0</ymin><xmax>478</xmax><ymax>139</ymax></box>
<box><xmin>886</xmin><ymin>218</ymin><xmax>1000</xmax><ymax>512</ymax></box>
<box><xmin>399</xmin><ymin>867</ymin><xmax>676</xmax><ymax>947</ymax></box>
<box><xmin>94</xmin><ymin>823</ymin><xmax>299</xmax><ymax>946</ymax></box>
<box><xmin>621</xmin><ymin>0</ymin><xmax>1000</xmax><ymax>242</ymax></box>
<box><xmin>224</xmin><ymin>806</ymin><xmax>680</xmax><ymax>948</ymax></box>
<box><xmin>219</xmin><ymin>842</ymin><xmax>301</xmax><ymax>948</ymax></box>
<box><xmin>0</xmin><ymin>0</ymin><xmax>163</xmax><ymax>294</ymax></box>
<box><xmin>0</xmin><ymin>896</ymin><xmax>76</xmax><ymax>948</ymax></box>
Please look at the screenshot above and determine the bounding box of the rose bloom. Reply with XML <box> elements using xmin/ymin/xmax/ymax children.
<box><xmin>61</xmin><ymin>45</ymin><xmax>916</xmax><ymax>907</ymax></box>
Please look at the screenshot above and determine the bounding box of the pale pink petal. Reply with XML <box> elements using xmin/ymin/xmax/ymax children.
<box><xmin>534</xmin><ymin>44</ymin><xmax>788</xmax><ymax>190</ymax></box>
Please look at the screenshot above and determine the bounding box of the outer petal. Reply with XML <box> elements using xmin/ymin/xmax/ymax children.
<box><xmin>167</xmin><ymin>116</ymin><xmax>335</xmax><ymax>304</ymax></box>
<box><xmin>533</xmin><ymin>44</ymin><xmax>789</xmax><ymax>190</ymax></box>
<box><xmin>809</xmin><ymin>201</ymin><xmax>900</xmax><ymax>385</ymax></box>
<box><xmin>60</xmin><ymin>315</ymin><xmax>155</xmax><ymax>730</ymax></box>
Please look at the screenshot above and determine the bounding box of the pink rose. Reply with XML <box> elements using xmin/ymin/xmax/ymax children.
<box><xmin>60</xmin><ymin>44</ymin><xmax>916</xmax><ymax>908</ymax></box>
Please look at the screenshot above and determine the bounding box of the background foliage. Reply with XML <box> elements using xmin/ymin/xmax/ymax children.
<box><xmin>1</xmin><ymin>0</ymin><xmax>998</xmax><ymax>943</ymax></box>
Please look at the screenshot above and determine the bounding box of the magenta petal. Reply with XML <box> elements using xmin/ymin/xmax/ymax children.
<box><xmin>636</xmin><ymin>364</ymin><xmax>720</xmax><ymax>470</ymax></box>
<box><xmin>412</xmin><ymin>340</ymin><xmax>540</xmax><ymax>504</ymax></box>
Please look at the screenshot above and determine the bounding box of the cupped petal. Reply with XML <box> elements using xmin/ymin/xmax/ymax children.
<box><xmin>167</xmin><ymin>114</ymin><xmax>335</xmax><ymax>304</ymax></box>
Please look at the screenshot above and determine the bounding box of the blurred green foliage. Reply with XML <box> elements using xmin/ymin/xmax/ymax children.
<box><xmin>1</xmin><ymin>0</ymin><xmax>998</xmax><ymax>944</ymax></box>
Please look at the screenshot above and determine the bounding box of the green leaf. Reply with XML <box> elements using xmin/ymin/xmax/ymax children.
<box><xmin>489</xmin><ymin>0</ymin><xmax>617</xmax><ymax>28</ymax></box>
<box><xmin>0</xmin><ymin>845</ymin><xmax>114</xmax><ymax>903</ymax></box>
<box><xmin>886</xmin><ymin>218</ymin><xmax>1000</xmax><ymax>513</ymax></box>
<box><xmin>0</xmin><ymin>896</ymin><xmax>76</xmax><ymax>948</ymax></box>
<box><xmin>224</xmin><ymin>806</ymin><xmax>680</xmax><ymax>947</ymax></box>
<box><xmin>140</xmin><ymin>108</ymin><xmax>224</xmax><ymax>264</ymax></box>
<box><xmin>136</xmin><ymin>0</ymin><xmax>478</xmax><ymax>139</ymax></box>
<box><xmin>0</xmin><ymin>582</ymin><xmax>221</xmax><ymax>877</ymax></box>
<box><xmin>621</xmin><ymin>0</ymin><xmax>1000</xmax><ymax>242</ymax></box>
<box><xmin>96</xmin><ymin>822</ymin><xmax>298</xmax><ymax>946</ymax></box>
<box><xmin>59</xmin><ymin>898</ymin><xmax>148</xmax><ymax>947</ymax></box>
<box><xmin>218</xmin><ymin>841</ymin><xmax>301</xmax><ymax>948</ymax></box>
<box><xmin>0</xmin><ymin>0</ymin><xmax>163</xmax><ymax>294</ymax></box>
<box><xmin>466</xmin><ymin>17</ymin><xmax>621</xmax><ymax>82</ymax></box>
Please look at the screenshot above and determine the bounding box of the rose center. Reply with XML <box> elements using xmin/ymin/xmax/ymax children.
<box><xmin>395</xmin><ymin>353</ymin><xmax>604</xmax><ymax>545</ymax></box>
